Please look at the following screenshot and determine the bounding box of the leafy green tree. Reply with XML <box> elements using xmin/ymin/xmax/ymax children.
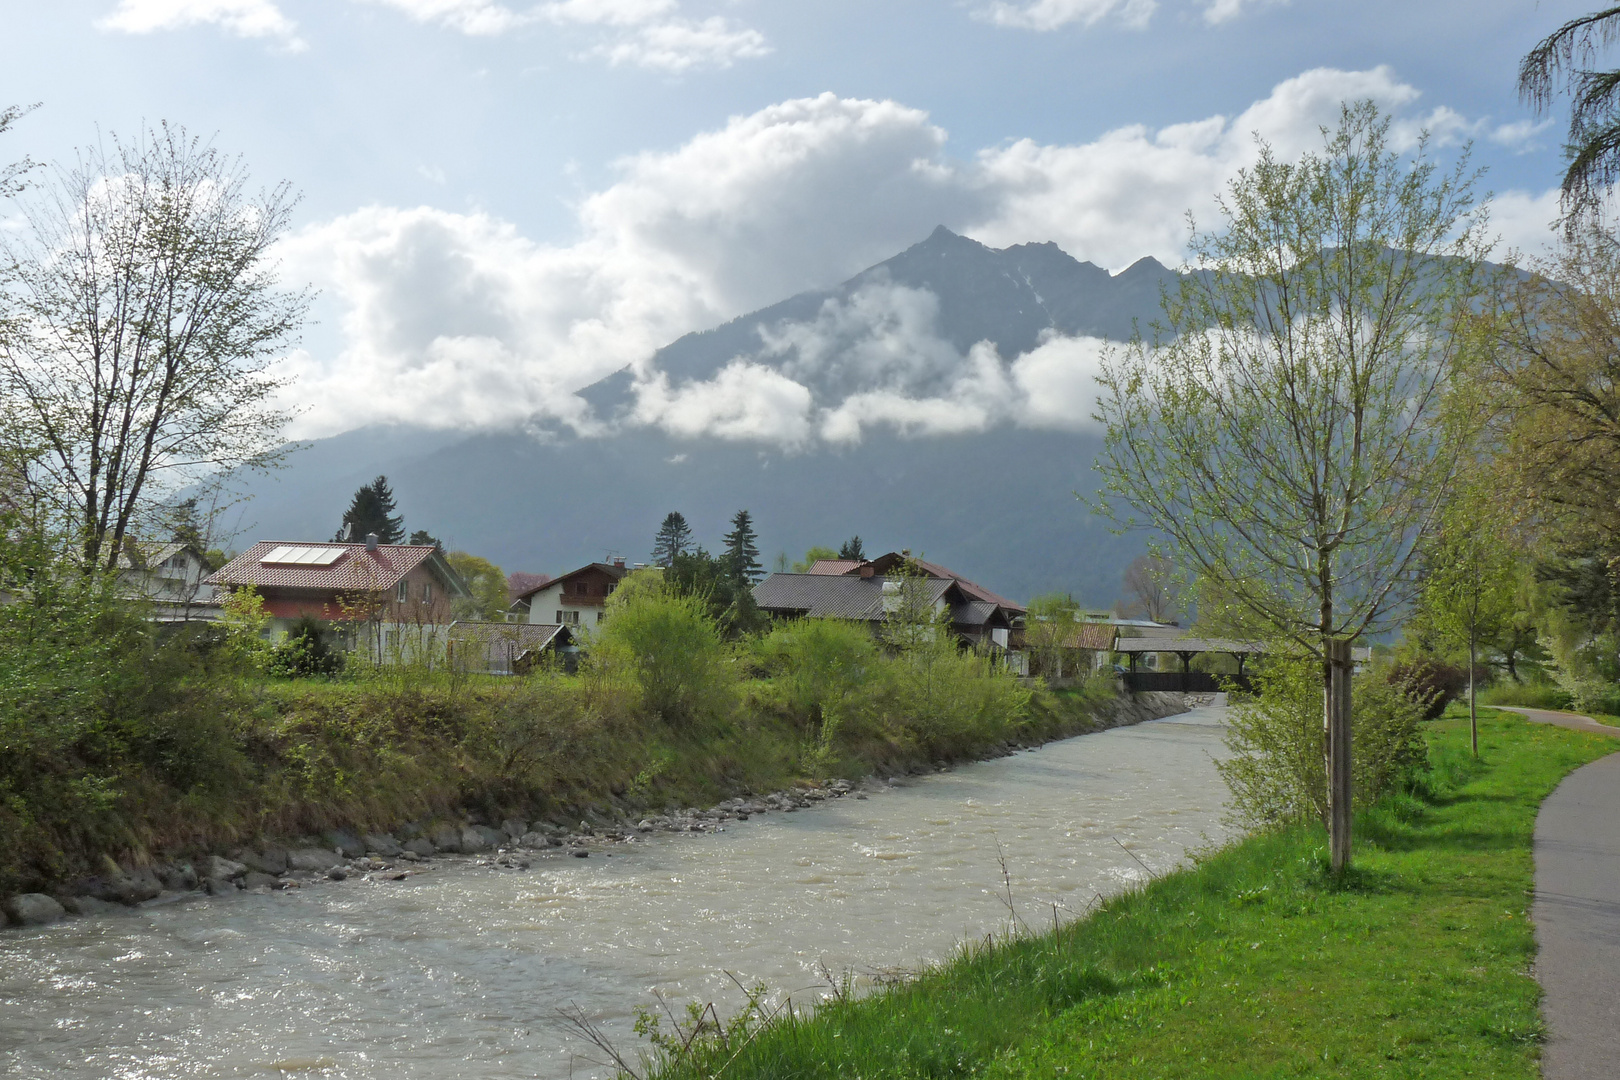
<box><xmin>447</xmin><ymin>551</ymin><xmax>509</xmax><ymax>621</ymax></box>
<box><xmin>757</xmin><ymin>617</ymin><xmax>876</xmax><ymax>770</ymax></box>
<box><xmin>0</xmin><ymin>122</ymin><xmax>306</xmax><ymax>572</ymax></box>
<box><xmin>589</xmin><ymin>573</ymin><xmax>737</xmax><ymax>726</ymax></box>
<box><xmin>652</xmin><ymin>511</ymin><xmax>695</xmax><ymax>568</ymax></box>
<box><xmin>838</xmin><ymin>536</ymin><xmax>866</xmax><ymax>561</ymax></box>
<box><xmin>722</xmin><ymin>509</ymin><xmax>763</xmax><ymax>587</ymax></box>
<box><xmin>1094</xmin><ymin>103</ymin><xmax>1489</xmax><ymax>870</ymax></box>
<box><xmin>337</xmin><ymin>475</ymin><xmax>405</xmax><ymax>544</ymax></box>
<box><xmin>1519</xmin><ymin>6</ymin><xmax>1620</xmax><ymax>217</ymax></box>
<box><xmin>1413</xmin><ymin>488</ymin><xmax>1524</xmax><ymax>754</ymax></box>
<box><xmin>667</xmin><ymin>547</ymin><xmax>768</xmax><ymax>637</ymax></box>
<box><xmin>1025</xmin><ymin>593</ymin><xmax>1082</xmax><ymax>679</ymax></box>
<box><xmin>792</xmin><ymin>545</ymin><xmax>838</xmax><ymax>573</ymax></box>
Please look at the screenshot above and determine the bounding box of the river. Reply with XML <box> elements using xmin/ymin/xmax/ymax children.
<box><xmin>0</xmin><ymin>703</ymin><xmax>1233</xmax><ymax>1079</ymax></box>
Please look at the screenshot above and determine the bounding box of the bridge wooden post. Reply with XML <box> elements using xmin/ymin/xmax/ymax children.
<box><xmin>1325</xmin><ymin>638</ymin><xmax>1353</xmax><ymax>872</ymax></box>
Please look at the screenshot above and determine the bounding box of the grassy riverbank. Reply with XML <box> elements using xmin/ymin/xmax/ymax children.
<box><xmin>0</xmin><ymin>666</ymin><xmax>1135</xmax><ymax>898</ymax></box>
<box><xmin>645</xmin><ymin>709</ymin><xmax>1615</xmax><ymax>1080</ymax></box>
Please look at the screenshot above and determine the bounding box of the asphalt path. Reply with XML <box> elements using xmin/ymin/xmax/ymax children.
<box><xmin>1497</xmin><ymin>707</ymin><xmax>1620</xmax><ymax>1079</ymax></box>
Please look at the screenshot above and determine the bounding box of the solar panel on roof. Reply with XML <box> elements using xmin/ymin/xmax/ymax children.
<box><xmin>261</xmin><ymin>545</ymin><xmax>345</xmax><ymax>566</ymax></box>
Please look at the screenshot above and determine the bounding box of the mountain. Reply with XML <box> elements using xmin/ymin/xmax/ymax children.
<box><xmin>226</xmin><ymin>228</ymin><xmax>1184</xmax><ymax>606</ymax></box>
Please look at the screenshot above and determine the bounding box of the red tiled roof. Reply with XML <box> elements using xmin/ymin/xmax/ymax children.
<box><xmin>208</xmin><ymin>541</ymin><xmax>440</xmax><ymax>592</ymax></box>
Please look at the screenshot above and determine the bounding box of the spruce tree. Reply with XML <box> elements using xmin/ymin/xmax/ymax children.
<box><xmin>722</xmin><ymin>509</ymin><xmax>762</xmax><ymax>587</ymax></box>
<box><xmin>336</xmin><ymin>475</ymin><xmax>405</xmax><ymax>544</ymax></box>
<box><xmin>651</xmin><ymin>511</ymin><xmax>695</xmax><ymax>567</ymax></box>
<box><xmin>838</xmin><ymin>535</ymin><xmax>866</xmax><ymax>561</ymax></box>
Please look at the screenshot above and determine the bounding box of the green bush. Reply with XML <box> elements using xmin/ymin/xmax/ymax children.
<box><xmin>1218</xmin><ymin>652</ymin><xmax>1427</xmax><ymax>830</ymax></box>
<box><xmin>588</xmin><ymin>573</ymin><xmax>738</xmax><ymax>725</ymax></box>
<box><xmin>755</xmin><ymin>617</ymin><xmax>878</xmax><ymax>768</ymax></box>
<box><xmin>266</xmin><ymin>616</ymin><xmax>345</xmax><ymax>678</ymax></box>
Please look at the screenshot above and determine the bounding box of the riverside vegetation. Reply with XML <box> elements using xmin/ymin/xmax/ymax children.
<box><xmin>625</xmin><ymin>708</ymin><xmax>1614</xmax><ymax>1080</ymax></box>
<box><xmin>0</xmin><ymin>535</ymin><xmax>1123</xmax><ymax>903</ymax></box>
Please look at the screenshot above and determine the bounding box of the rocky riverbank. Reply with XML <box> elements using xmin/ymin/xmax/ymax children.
<box><xmin>1</xmin><ymin>690</ymin><xmax>1196</xmax><ymax>929</ymax></box>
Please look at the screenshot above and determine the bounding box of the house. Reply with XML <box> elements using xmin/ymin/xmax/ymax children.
<box><xmin>207</xmin><ymin>535</ymin><xmax>470</xmax><ymax>655</ymax></box>
<box><xmin>513</xmin><ymin>558</ymin><xmax>632</xmax><ymax>629</ymax></box>
<box><xmin>1020</xmin><ymin>619</ymin><xmax>1118</xmax><ymax>678</ymax></box>
<box><xmin>115</xmin><ymin>540</ymin><xmax>221</xmax><ymax>623</ymax></box>
<box><xmin>446</xmin><ymin>620</ymin><xmax>578</xmax><ymax>675</ymax></box>
<box><xmin>754</xmin><ymin>552</ymin><xmax>1027</xmax><ymax>656</ymax></box>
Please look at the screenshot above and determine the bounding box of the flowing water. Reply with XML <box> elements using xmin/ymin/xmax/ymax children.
<box><xmin>1</xmin><ymin>704</ymin><xmax>1233</xmax><ymax>1079</ymax></box>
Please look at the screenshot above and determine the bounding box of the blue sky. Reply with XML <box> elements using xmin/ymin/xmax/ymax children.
<box><xmin>0</xmin><ymin>1</ymin><xmax>1594</xmax><ymax>439</ymax></box>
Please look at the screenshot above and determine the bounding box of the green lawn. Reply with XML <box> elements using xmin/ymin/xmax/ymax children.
<box><xmin>647</xmin><ymin>710</ymin><xmax>1616</xmax><ymax>1080</ymax></box>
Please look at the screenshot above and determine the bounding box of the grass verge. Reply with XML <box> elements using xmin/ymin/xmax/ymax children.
<box><xmin>645</xmin><ymin>709</ymin><xmax>1616</xmax><ymax>1080</ymax></box>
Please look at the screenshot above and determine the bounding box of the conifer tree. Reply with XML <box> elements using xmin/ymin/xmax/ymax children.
<box><xmin>722</xmin><ymin>509</ymin><xmax>763</xmax><ymax>587</ymax></box>
<box><xmin>651</xmin><ymin>511</ymin><xmax>695</xmax><ymax>567</ymax></box>
<box><xmin>838</xmin><ymin>535</ymin><xmax>866</xmax><ymax>561</ymax></box>
<box><xmin>336</xmin><ymin>475</ymin><xmax>404</xmax><ymax>544</ymax></box>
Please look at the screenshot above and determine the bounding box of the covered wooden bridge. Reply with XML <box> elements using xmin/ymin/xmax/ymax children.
<box><xmin>1115</xmin><ymin>634</ymin><xmax>1265</xmax><ymax>693</ymax></box>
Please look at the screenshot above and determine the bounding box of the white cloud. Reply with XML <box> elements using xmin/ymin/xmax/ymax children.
<box><xmin>1491</xmin><ymin>118</ymin><xmax>1556</xmax><ymax>154</ymax></box>
<box><xmin>542</xmin><ymin>0</ymin><xmax>677</xmax><ymax>26</ymax></box>
<box><xmin>361</xmin><ymin>0</ymin><xmax>534</xmax><ymax>35</ymax></box>
<box><xmin>979</xmin><ymin>0</ymin><xmax>1157</xmax><ymax>32</ymax></box>
<box><xmin>590</xmin><ymin>15</ymin><xmax>770</xmax><ymax>72</ymax></box>
<box><xmin>279</xmin><ymin>71</ymin><xmax>1564</xmax><ymax>444</ymax></box>
<box><xmin>362</xmin><ymin>0</ymin><xmax>766</xmax><ymax>70</ymax></box>
<box><xmin>1199</xmin><ymin>0</ymin><xmax>1288</xmax><ymax>25</ymax></box>
<box><xmin>633</xmin><ymin>361</ymin><xmax>814</xmax><ymax>444</ymax></box>
<box><xmin>98</xmin><ymin>0</ymin><xmax>304</xmax><ymax>49</ymax></box>
<box><xmin>968</xmin><ymin>65</ymin><xmax>1431</xmax><ymax>267</ymax></box>
<box><xmin>979</xmin><ymin>0</ymin><xmax>1287</xmax><ymax>31</ymax></box>
<box><xmin>1488</xmin><ymin>189</ymin><xmax>1563</xmax><ymax>260</ymax></box>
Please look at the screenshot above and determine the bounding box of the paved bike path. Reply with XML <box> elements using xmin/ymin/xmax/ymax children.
<box><xmin>1497</xmin><ymin>708</ymin><xmax>1620</xmax><ymax>1079</ymax></box>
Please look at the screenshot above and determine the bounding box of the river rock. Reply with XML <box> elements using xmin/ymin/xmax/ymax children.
<box><xmin>157</xmin><ymin>863</ymin><xmax>199</xmax><ymax>892</ymax></box>
<box><xmin>237</xmin><ymin>848</ymin><xmax>288</xmax><ymax>875</ymax></box>
<box><xmin>202</xmin><ymin>876</ymin><xmax>237</xmax><ymax>895</ymax></box>
<box><xmin>501</xmin><ymin>819</ymin><xmax>526</xmax><ymax>839</ymax></box>
<box><xmin>4</xmin><ymin>893</ymin><xmax>66</xmax><ymax>926</ymax></box>
<box><xmin>430</xmin><ymin>825</ymin><xmax>462</xmax><ymax>853</ymax></box>
<box><xmin>202</xmin><ymin>855</ymin><xmax>248</xmax><ymax>882</ymax></box>
<box><xmin>322</xmin><ymin>829</ymin><xmax>365</xmax><ymax>859</ymax></box>
<box><xmin>403</xmin><ymin>837</ymin><xmax>436</xmax><ymax>857</ymax></box>
<box><xmin>460</xmin><ymin>825</ymin><xmax>505</xmax><ymax>853</ymax></box>
<box><xmin>241</xmin><ymin>872</ymin><xmax>283</xmax><ymax>890</ymax></box>
<box><xmin>362</xmin><ymin>833</ymin><xmax>403</xmax><ymax>857</ymax></box>
<box><xmin>60</xmin><ymin>895</ymin><xmax>124</xmax><ymax>915</ymax></box>
<box><xmin>327</xmin><ymin>867</ymin><xmax>347</xmax><ymax>881</ymax></box>
<box><xmin>287</xmin><ymin>848</ymin><xmax>340</xmax><ymax>872</ymax></box>
<box><xmin>517</xmin><ymin>831</ymin><xmax>547</xmax><ymax>847</ymax></box>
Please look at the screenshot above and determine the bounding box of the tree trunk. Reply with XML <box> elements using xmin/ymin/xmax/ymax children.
<box><xmin>1326</xmin><ymin>637</ymin><xmax>1353</xmax><ymax>873</ymax></box>
<box><xmin>1469</xmin><ymin>627</ymin><xmax>1478</xmax><ymax>757</ymax></box>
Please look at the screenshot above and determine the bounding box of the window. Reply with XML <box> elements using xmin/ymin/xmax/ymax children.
<box><xmin>396</xmin><ymin>581</ymin><xmax>408</xmax><ymax>603</ymax></box>
<box><xmin>422</xmin><ymin>582</ymin><xmax>433</xmax><ymax>604</ymax></box>
<box><xmin>555</xmin><ymin>610</ymin><xmax>564</xmax><ymax>623</ymax></box>
<box><xmin>567</xmin><ymin>610</ymin><xmax>580</xmax><ymax>625</ymax></box>
<box><xmin>596</xmin><ymin>610</ymin><xmax>604</xmax><ymax>624</ymax></box>
<box><xmin>607</xmin><ymin>582</ymin><xmax>617</xmax><ymax>594</ymax></box>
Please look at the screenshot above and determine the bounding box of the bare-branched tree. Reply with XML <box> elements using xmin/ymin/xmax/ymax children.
<box><xmin>0</xmin><ymin>122</ymin><xmax>308</xmax><ymax>572</ymax></box>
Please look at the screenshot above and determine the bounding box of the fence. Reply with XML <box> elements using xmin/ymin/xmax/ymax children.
<box><xmin>1122</xmin><ymin>671</ymin><xmax>1254</xmax><ymax>694</ymax></box>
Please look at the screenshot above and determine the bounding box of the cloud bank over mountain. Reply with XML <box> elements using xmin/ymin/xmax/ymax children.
<box><xmin>274</xmin><ymin>66</ymin><xmax>1560</xmax><ymax>440</ymax></box>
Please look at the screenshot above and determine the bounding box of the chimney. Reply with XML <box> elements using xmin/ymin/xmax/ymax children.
<box><xmin>366</xmin><ymin>532</ymin><xmax>379</xmax><ymax>551</ymax></box>
<box><xmin>613</xmin><ymin>557</ymin><xmax>626</xmax><ymax>568</ymax></box>
<box><xmin>859</xmin><ymin>564</ymin><xmax>875</xmax><ymax>578</ymax></box>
